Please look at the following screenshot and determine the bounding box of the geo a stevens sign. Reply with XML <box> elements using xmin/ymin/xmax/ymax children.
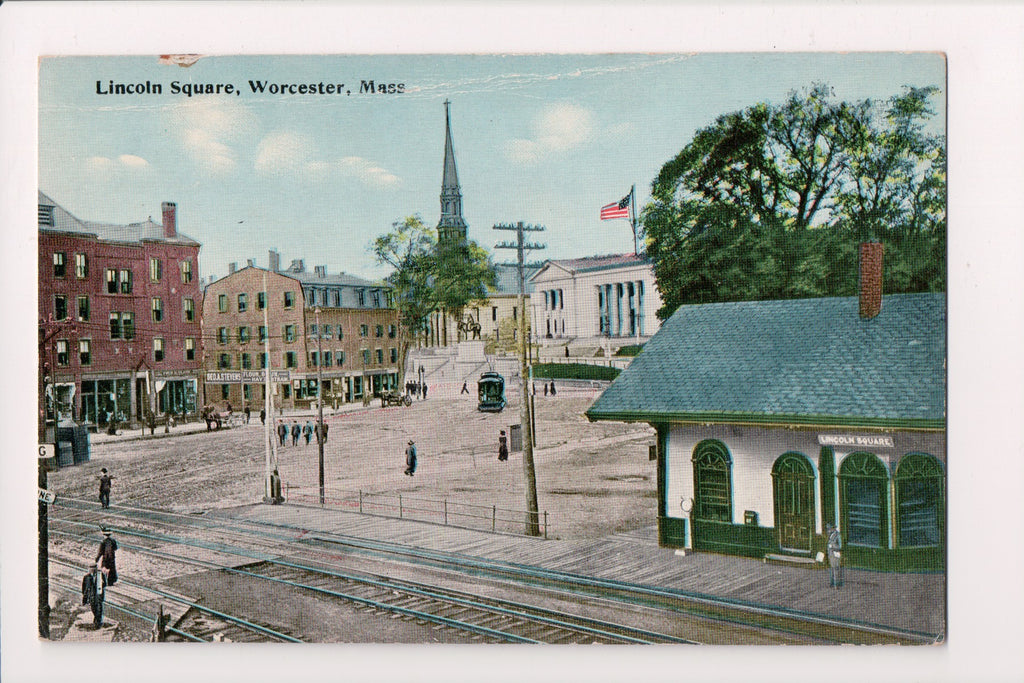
<box><xmin>206</xmin><ymin>371</ymin><xmax>291</xmax><ymax>384</ymax></box>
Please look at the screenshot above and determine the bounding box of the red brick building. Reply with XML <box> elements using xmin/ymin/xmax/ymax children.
<box><xmin>38</xmin><ymin>191</ymin><xmax>203</xmax><ymax>427</ymax></box>
<box><xmin>201</xmin><ymin>252</ymin><xmax>400</xmax><ymax>412</ymax></box>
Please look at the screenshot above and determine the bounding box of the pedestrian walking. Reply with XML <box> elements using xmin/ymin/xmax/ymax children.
<box><xmin>549</xmin><ymin>381</ymin><xmax>556</xmax><ymax>396</ymax></box>
<box><xmin>461</xmin><ymin>381</ymin><xmax>469</xmax><ymax>395</ymax></box>
<box><xmin>82</xmin><ymin>564</ymin><xmax>106</xmax><ymax>628</ymax></box>
<box><xmin>98</xmin><ymin>468</ymin><xmax>114</xmax><ymax>509</ymax></box>
<box><xmin>827</xmin><ymin>524</ymin><xmax>843</xmax><ymax>589</ymax></box>
<box><xmin>498</xmin><ymin>430</ymin><xmax>508</xmax><ymax>462</ymax></box>
<box><xmin>291</xmin><ymin>420</ymin><xmax>300</xmax><ymax>446</ymax></box>
<box><xmin>318</xmin><ymin>422</ymin><xmax>329</xmax><ymax>444</ymax></box>
<box><xmin>303</xmin><ymin>420</ymin><xmax>313</xmax><ymax>445</ymax></box>
<box><xmin>277</xmin><ymin>422</ymin><xmax>287</xmax><ymax>446</ymax></box>
<box><xmin>404</xmin><ymin>439</ymin><xmax>417</xmax><ymax>476</ymax></box>
<box><xmin>260</xmin><ymin>408</ymin><xmax>266</xmax><ymax>425</ymax></box>
<box><xmin>244</xmin><ymin>405</ymin><xmax>251</xmax><ymax>423</ymax></box>
<box><xmin>422</xmin><ymin>384</ymin><xmax>428</xmax><ymax>400</ymax></box>
<box><xmin>96</xmin><ymin>526</ymin><xmax>118</xmax><ymax>586</ymax></box>
<box><xmin>544</xmin><ymin>382</ymin><xmax>548</xmax><ymax>397</ymax></box>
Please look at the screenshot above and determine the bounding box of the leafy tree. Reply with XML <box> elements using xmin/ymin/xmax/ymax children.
<box><xmin>431</xmin><ymin>239</ymin><xmax>498</xmax><ymax>345</ymax></box>
<box><xmin>645</xmin><ymin>84</ymin><xmax>945</xmax><ymax>319</ymax></box>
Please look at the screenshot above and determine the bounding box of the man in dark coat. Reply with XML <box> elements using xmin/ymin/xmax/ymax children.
<box><xmin>549</xmin><ymin>381</ymin><xmax>556</xmax><ymax>396</ymax></box>
<box><xmin>404</xmin><ymin>440</ymin><xmax>417</xmax><ymax>476</ymax></box>
<box><xmin>498</xmin><ymin>430</ymin><xmax>508</xmax><ymax>462</ymax></box>
<box><xmin>277</xmin><ymin>421</ymin><xmax>287</xmax><ymax>446</ymax></box>
<box><xmin>96</xmin><ymin>527</ymin><xmax>118</xmax><ymax>586</ymax></box>
<box><xmin>82</xmin><ymin>566</ymin><xmax>106</xmax><ymax>628</ymax></box>
<box><xmin>98</xmin><ymin>468</ymin><xmax>114</xmax><ymax>509</ymax></box>
<box><xmin>244</xmin><ymin>405</ymin><xmax>251</xmax><ymax>423</ymax></box>
<box><xmin>290</xmin><ymin>420</ymin><xmax>300</xmax><ymax>446</ymax></box>
<box><xmin>260</xmin><ymin>408</ymin><xmax>266</xmax><ymax>425</ymax></box>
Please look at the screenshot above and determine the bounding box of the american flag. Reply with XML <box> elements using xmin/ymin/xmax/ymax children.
<box><xmin>600</xmin><ymin>194</ymin><xmax>631</xmax><ymax>220</ymax></box>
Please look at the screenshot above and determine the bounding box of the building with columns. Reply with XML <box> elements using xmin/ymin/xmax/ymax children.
<box><xmin>528</xmin><ymin>253</ymin><xmax>663</xmax><ymax>344</ymax></box>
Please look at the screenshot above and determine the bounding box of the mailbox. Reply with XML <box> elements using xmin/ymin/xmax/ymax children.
<box><xmin>744</xmin><ymin>510</ymin><xmax>759</xmax><ymax>526</ymax></box>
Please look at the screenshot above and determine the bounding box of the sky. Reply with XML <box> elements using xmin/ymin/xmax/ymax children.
<box><xmin>39</xmin><ymin>53</ymin><xmax>946</xmax><ymax>284</ymax></box>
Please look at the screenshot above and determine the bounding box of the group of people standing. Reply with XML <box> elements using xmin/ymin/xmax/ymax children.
<box><xmin>276</xmin><ymin>419</ymin><xmax>329</xmax><ymax>447</ymax></box>
<box><xmin>404</xmin><ymin>381</ymin><xmax>428</xmax><ymax>400</ymax></box>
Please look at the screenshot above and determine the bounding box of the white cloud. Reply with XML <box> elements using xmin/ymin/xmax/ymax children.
<box><xmin>167</xmin><ymin>99</ymin><xmax>257</xmax><ymax>176</ymax></box>
<box><xmin>254</xmin><ymin>130</ymin><xmax>400</xmax><ymax>187</ymax></box>
<box><xmin>117</xmin><ymin>154</ymin><xmax>149</xmax><ymax>168</ymax></box>
<box><xmin>504</xmin><ymin>103</ymin><xmax>596</xmax><ymax>164</ymax></box>
<box><xmin>84</xmin><ymin>154</ymin><xmax>150</xmax><ymax>173</ymax></box>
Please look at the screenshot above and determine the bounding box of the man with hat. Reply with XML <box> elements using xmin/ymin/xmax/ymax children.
<box><xmin>498</xmin><ymin>430</ymin><xmax>508</xmax><ymax>462</ymax></box>
<box><xmin>826</xmin><ymin>524</ymin><xmax>843</xmax><ymax>589</ymax></box>
<box><xmin>404</xmin><ymin>439</ymin><xmax>417</xmax><ymax>476</ymax></box>
<box><xmin>98</xmin><ymin>468</ymin><xmax>115</xmax><ymax>509</ymax></box>
<box><xmin>95</xmin><ymin>526</ymin><xmax>118</xmax><ymax>586</ymax></box>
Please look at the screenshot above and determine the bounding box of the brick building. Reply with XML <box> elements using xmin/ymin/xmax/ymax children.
<box><xmin>201</xmin><ymin>252</ymin><xmax>400</xmax><ymax>412</ymax></box>
<box><xmin>38</xmin><ymin>191</ymin><xmax>203</xmax><ymax>428</ymax></box>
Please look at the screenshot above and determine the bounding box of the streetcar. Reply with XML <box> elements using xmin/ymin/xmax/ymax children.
<box><xmin>477</xmin><ymin>372</ymin><xmax>506</xmax><ymax>412</ymax></box>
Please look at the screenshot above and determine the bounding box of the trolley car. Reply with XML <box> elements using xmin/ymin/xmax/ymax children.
<box><xmin>477</xmin><ymin>372</ymin><xmax>506</xmax><ymax>412</ymax></box>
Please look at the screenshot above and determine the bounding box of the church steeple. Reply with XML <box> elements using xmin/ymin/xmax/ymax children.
<box><xmin>437</xmin><ymin>100</ymin><xmax>468</xmax><ymax>245</ymax></box>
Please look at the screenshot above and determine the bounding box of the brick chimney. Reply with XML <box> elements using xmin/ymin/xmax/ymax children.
<box><xmin>228</xmin><ymin>262</ymin><xmax>237</xmax><ymax>274</ymax></box>
<box><xmin>161</xmin><ymin>202</ymin><xmax>177</xmax><ymax>238</ymax></box>
<box><xmin>268</xmin><ymin>249</ymin><xmax>280</xmax><ymax>273</ymax></box>
<box><xmin>247</xmin><ymin>259</ymin><xmax>255</xmax><ymax>268</ymax></box>
<box><xmin>859</xmin><ymin>242</ymin><xmax>884</xmax><ymax>319</ymax></box>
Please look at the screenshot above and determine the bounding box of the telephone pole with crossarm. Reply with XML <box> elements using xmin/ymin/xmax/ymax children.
<box><xmin>493</xmin><ymin>221</ymin><xmax>545</xmax><ymax>536</ymax></box>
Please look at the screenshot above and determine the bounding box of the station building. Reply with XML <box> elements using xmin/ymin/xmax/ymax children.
<box><xmin>201</xmin><ymin>252</ymin><xmax>400</xmax><ymax>411</ymax></box>
<box><xmin>38</xmin><ymin>192</ymin><xmax>204</xmax><ymax>427</ymax></box>
<box><xmin>586</xmin><ymin>244</ymin><xmax>946</xmax><ymax>572</ymax></box>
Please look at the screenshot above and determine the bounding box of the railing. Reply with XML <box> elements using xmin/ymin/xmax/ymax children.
<box><xmin>284</xmin><ymin>485</ymin><xmax>548</xmax><ymax>539</ymax></box>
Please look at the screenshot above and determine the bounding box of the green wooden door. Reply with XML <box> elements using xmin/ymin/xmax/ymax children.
<box><xmin>772</xmin><ymin>453</ymin><xmax>815</xmax><ymax>552</ymax></box>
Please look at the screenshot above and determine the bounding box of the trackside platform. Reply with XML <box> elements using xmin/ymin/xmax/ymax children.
<box><xmin>211</xmin><ymin>502</ymin><xmax>946</xmax><ymax>638</ymax></box>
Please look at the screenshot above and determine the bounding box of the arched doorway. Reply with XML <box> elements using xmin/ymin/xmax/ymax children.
<box><xmin>771</xmin><ymin>452</ymin><xmax>815</xmax><ymax>552</ymax></box>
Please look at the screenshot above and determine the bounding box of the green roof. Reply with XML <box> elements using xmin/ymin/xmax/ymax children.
<box><xmin>586</xmin><ymin>293</ymin><xmax>946</xmax><ymax>429</ymax></box>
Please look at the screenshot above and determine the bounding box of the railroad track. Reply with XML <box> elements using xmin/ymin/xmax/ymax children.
<box><xmin>49</xmin><ymin>496</ymin><xmax>939</xmax><ymax>645</ymax></box>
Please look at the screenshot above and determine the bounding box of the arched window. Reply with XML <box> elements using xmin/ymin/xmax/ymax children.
<box><xmin>895</xmin><ymin>453</ymin><xmax>944</xmax><ymax>548</ymax></box>
<box><xmin>692</xmin><ymin>440</ymin><xmax>733</xmax><ymax>523</ymax></box>
<box><xmin>838</xmin><ymin>452</ymin><xmax>890</xmax><ymax>548</ymax></box>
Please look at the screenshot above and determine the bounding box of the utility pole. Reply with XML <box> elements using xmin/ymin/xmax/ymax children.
<box><xmin>315</xmin><ymin>307</ymin><xmax>325</xmax><ymax>506</ymax></box>
<box><xmin>494</xmin><ymin>221</ymin><xmax>545</xmax><ymax>536</ymax></box>
<box><xmin>262</xmin><ymin>271</ymin><xmax>275</xmax><ymax>501</ymax></box>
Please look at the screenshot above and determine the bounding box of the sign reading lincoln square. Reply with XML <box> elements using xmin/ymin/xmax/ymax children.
<box><xmin>37</xmin><ymin>53</ymin><xmax>945</xmax><ymax>651</ymax></box>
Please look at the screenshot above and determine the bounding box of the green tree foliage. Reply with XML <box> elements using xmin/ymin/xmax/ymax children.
<box><xmin>645</xmin><ymin>84</ymin><xmax>946</xmax><ymax>319</ymax></box>
<box><xmin>432</xmin><ymin>238</ymin><xmax>499</xmax><ymax>331</ymax></box>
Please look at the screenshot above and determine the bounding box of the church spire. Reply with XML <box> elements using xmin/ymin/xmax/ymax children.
<box><xmin>437</xmin><ymin>99</ymin><xmax>468</xmax><ymax>245</ymax></box>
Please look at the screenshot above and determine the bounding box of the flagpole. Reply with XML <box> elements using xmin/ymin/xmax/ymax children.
<box><xmin>630</xmin><ymin>184</ymin><xmax>638</xmax><ymax>256</ymax></box>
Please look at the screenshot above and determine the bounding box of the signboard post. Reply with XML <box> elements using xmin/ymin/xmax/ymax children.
<box><xmin>38</xmin><ymin>488</ymin><xmax>56</xmax><ymax>505</ymax></box>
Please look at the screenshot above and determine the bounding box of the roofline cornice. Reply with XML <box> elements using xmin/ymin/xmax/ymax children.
<box><xmin>584</xmin><ymin>408</ymin><xmax>945</xmax><ymax>432</ymax></box>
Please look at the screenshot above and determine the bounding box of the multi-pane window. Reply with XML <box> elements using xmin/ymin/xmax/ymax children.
<box><xmin>237</xmin><ymin>293</ymin><xmax>248</xmax><ymax>313</ymax></box>
<box><xmin>337</xmin><ymin>327</ymin><xmax>344</xmax><ymax>340</ymax></box>
<box><xmin>257</xmin><ymin>291</ymin><xmax>267</xmax><ymax>310</ymax></box>
<box><xmin>357</xmin><ymin>289</ymin><xmax>365</xmax><ymax>307</ymax></box>
<box><xmin>258</xmin><ymin>326</ymin><xmax>267</xmax><ymax>343</ymax></box>
<box><xmin>150</xmin><ymin>258</ymin><xmax>162</xmax><ymax>282</ymax></box>
<box><xmin>332</xmin><ymin>290</ymin><xmax>341</xmax><ymax>307</ymax></box>
<box><xmin>75</xmin><ymin>253</ymin><xmax>87</xmax><ymax>279</ymax></box>
<box><xmin>285</xmin><ymin>351</ymin><xmax>297</xmax><ymax>368</ymax></box>
<box><xmin>323</xmin><ymin>351</ymin><xmax>332</xmax><ymax>366</ymax></box>
<box><xmin>109</xmin><ymin>312</ymin><xmax>135</xmax><ymax>340</ymax></box>
<box><xmin>310</xmin><ymin>324</ymin><xmax>319</xmax><ymax>338</ymax></box>
<box><xmin>895</xmin><ymin>454</ymin><xmax>944</xmax><ymax>548</ymax></box>
<box><xmin>218</xmin><ymin>294</ymin><xmax>228</xmax><ymax>313</ymax></box>
<box><xmin>319</xmin><ymin>290</ymin><xmax>327</xmax><ymax>307</ymax></box>
<box><xmin>154</xmin><ymin>338</ymin><xmax>164</xmax><ymax>362</ymax></box>
<box><xmin>492</xmin><ymin>307</ymin><xmax>498</xmax><ymax>321</ymax></box>
<box><xmin>238</xmin><ymin>327</ymin><xmax>250</xmax><ymax>344</ymax></box>
<box><xmin>106</xmin><ymin>269</ymin><xmax>117</xmax><ymax>294</ymax></box>
<box><xmin>56</xmin><ymin>339</ymin><xmax>69</xmax><ymax>366</ymax></box>
<box><xmin>310</xmin><ymin>351</ymin><xmax>319</xmax><ymax>367</ymax></box>
<box><xmin>53</xmin><ymin>252</ymin><xmax>66</xmax><ymax>277</ymax></box>
<box><xmin>323</xmin><ymin>325</ymin><xmax>333</xmax><ymax>338</ymax></box>
<box><xmin>218</xmin><ymin>327</ymin><xmax>229</xmax><ymax>344</ymax></box>
<box><xmin>388</xmin><ymin>324</ymin><xmax>397</xmax><ymax>338</ymax></box>
<box><xmin>361</xmin><ymin>349</ymin><xmax>371</xmax><ymax>365</ymax></box>
<box><xmin>79</xmin><ymin>339</ymin><xmax>91</xmax><ymax>366</ymax></box>
<box><xmin>183</xmin><ymin>298</ymin><xmax>195</xmax><ymax>322</ymax></box>
<box><xmin>243</xmin><ymin>384</ymin><xmax>252</xmax><ymax>401</ymax></box>
<box><xmin>359</xmin><ymin>324</ymin><xmax>368</xmax><ymax>337</ymax></box>
<box><xmin>241</xmin><ymin>353</ymin><xmax>252</xmax><ymax>369</ymax></box>
<box><xmin>180</xmin><ymin>260</ymin><xmax>193</xmax><ymax>284</ymax></box>
<box><xmin>218</xmin><ymin>353</ymin><xmax>231</xmax><ymax>369</ymax></box>
<box><xmin>152</xmin><ymin>298</ymin><xmax>163</xmax><ymax>322</ymax></box>
<box><xmin>306</xmin><ymin>289</ymin><xmax>316</xmax><ymax>307</ymax></box>
<box><xmin>692</xmin><ymin>440</ymin><xmax>733</xmax><ymax>523</ymax></box>
<box><xmin>119</xmin><ymin>269</ymin><xmax>132</xmax><ymax>293</ymax></box>
<box><xmin>372</xmin><ymin>291</ymin><xmax>381</xmax><ymax>308</ymax></box>
<box><xmin>337</xmin><ymin>350</ymin><xmax>345</xmax><ymax>366</ymax></box>
<box><xmin>375</xmin><ymin>349</ymin><xmax>384</xmax><ymax>365</ymax></box>
<box><xmin>390</xmin><ymin>348</ymin><xmax>398</xmax><ymax>363</ymax></box>
<box><xmin>185</xmin><ymin>338</ymin><xmax>195</xmax><ymax>361</ymax></box>
<box><xmin>54</xmin><ymin>295</ymin><xmax>68</xmax><ymax>321</ymax></box>
<box><xmin>839</xmin><ymin>452</ymin><xmax>889</xmax><ymax>548</ymax></box>
<box><xmin>284</xmin><ymin>325</ymin><xmax>296</xmax><ymax>343</ymax></box>
<box><xmin>76</xmin><ymin>296</ymin><xmax>89</xmax><ymax>322</ymax></box>
<box><xmin>259</xmin><ymin>353</ymin><xmax>268</xmax><ymax>369</ymax></box>
<box><xmin>284</xmin><ymin>292</ymin><xmax>295</xmax><ymax>308</ymax></box>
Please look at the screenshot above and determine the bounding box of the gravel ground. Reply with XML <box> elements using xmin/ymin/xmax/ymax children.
<box><xmin>49</xmin><ymin>391</ymin><xmax>658</xmax><ymax>541</ymax></box>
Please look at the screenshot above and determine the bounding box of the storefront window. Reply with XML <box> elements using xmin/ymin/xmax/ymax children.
<box><xmin>839</xmin><ymin>452</ymin><xmax>890</xmax><ymax>549</ymax></box>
